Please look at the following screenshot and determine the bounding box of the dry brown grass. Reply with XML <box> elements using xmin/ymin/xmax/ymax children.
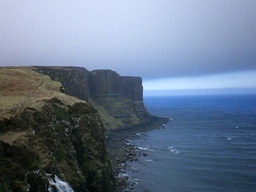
<box><xmin>0</xmin><ymin>67</ymin><xmax>84</xmax><ymax>119</ymax></box>
<box><xmin>0</xmin><ymin>131</ymin><xmax>27</xmax><ymax>145</ymax></box>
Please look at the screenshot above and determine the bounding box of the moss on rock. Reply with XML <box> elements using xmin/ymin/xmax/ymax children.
<box><xmin>0</xmin><ymin>98</ymin><xmax>116</xmax><ymax>191</ymax></box>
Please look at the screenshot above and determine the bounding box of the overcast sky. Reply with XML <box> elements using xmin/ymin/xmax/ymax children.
<box><xmin>1</xmin><ymin>1</ymin><xmax>256</xmax><ymax>92</ymax></box>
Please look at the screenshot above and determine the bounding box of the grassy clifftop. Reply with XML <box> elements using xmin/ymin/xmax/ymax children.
<box><xmin>0</xmin><ymin>67</ymin><xmax>83</xmax><ymax>119</ymax></box>
<box><xmin>0</xmin><ymin>67</ymin><xmax>116</xmax><ymax>191</ymax></box>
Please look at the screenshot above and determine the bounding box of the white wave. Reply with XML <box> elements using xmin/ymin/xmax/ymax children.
<box><xmin>117</xmin><ymin>172</ymin><xmax>130</xmax><ymax>179</ymax></box>
<box><xmin>145</xmin><ymin>159</ymin><xmax>153</xmax><ymax>162</ymax></box>
<box><xmin>170</xmin><ymin>148</ymin><xmax>180</xmax><ymax>154</ymax></box>
<box><xmin>48</xmin><ymin>175</ymin><xmax>74</xmax><ymax>192</ymax></box>
<box><xmin>227</xmin><ymin>137</ymin><xmax>232</xmax><ymax>140</ymax></box>
<box><xmin>136</xmin><ymin>132</ymin><xmax>144</xmax><ymax>136</ymax></box>
<box><xmin>137</xmin><ymin>146</ymin><xmax>154</xmax><ymax>151</ymax></box>
<box><xmin>137</xmin><ymin>147</ymin><xmax>147</xmax><ymax>150</ymax></box>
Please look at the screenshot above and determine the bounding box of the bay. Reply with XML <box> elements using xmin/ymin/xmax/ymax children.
<box><xmin>126</xmin><ymin>94</ymin><xmax>256</xmax><ymax>192</ymax></box>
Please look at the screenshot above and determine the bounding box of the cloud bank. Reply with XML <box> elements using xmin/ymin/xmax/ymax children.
<box><xmin>1</xmin><ymin>1</ymin><xmax>256</xmax><ymax>83</ymax></box>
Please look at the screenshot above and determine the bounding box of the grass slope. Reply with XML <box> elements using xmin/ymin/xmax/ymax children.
<box><xmin>0</xmin><ymin>67</ymin><xmax>84</xmax><ymax>119</ymax></box>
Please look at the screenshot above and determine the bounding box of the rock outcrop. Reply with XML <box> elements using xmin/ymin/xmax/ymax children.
<box><xmin>0</xmin><ymin>98</ymin><xmax>116</xmax><ymax>192</ymax></box>
<box><xmin>35</xmin><ymin>67</ymin><xmax>152</xmax><ymax>129</ymax></box>
<box><xmin>36</xmin><ymin>66</ymin><xmax>91</xmax><ymax>101</ymax></box>
<box><xmin>0</xmin><ymin>66</ymin><xmax>159</xmax><ymax>192</ymax></box>
<box><xmin>0</xmin><ymin>68</ymin><xmax>116</xmax><ymax>192</ymax></box>
<box><xmin>89</xmin><ymin>70</ymin><xmax>142</xmax><ymax>101</ymax></box>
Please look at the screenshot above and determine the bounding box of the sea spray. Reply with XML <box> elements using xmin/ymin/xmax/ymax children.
<box><xmin>48</xmin><ymin>175</ymin><xmax>74</xmax><ymax>192</ymax></box>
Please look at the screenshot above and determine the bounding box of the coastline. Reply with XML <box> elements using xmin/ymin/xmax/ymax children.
<box><xmin>105</xmin><ymin>116</ymin><xmax>169</xmax><ymax>191</ymax></box>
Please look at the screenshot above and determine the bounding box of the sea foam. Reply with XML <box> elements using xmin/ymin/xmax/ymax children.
<box><xmin>48</xmin><ymin>175</ymin><xmax>74</xmax><ymax>192</ymax></box>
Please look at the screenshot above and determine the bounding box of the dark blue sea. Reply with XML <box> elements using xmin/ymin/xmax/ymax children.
<box><xmin>125</xmin><ymin>94</ymin><xmax>256</xmax><ymax>192</ymax></box>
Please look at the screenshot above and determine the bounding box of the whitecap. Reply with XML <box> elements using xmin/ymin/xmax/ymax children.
<box><xmin>137</xmin><ymin>147</ymin><xmax>148</xmax><ymax>150</ymax></box>
<box><xmin>137</xmin><ymin>146</ymin><xmax>154</xmax><ymax>151</ymax></box>
<box><xmin>145</xmin><ymin>159</ymin><xmax>153</xmax><ymax>162</ymax></box>
<box><xmin>170</xmin><ymin>148</ymin><xmax>180</xmax><ymax>154</ymax></box>
<box><xmin>227</xmin><ymin>137</ymin><xmax>232</xmax><ymax>140</ymax></box>
<box><xmin>117</xmin><ymin>172</ymin><xmax>130</xmax><ymax>179</ymax></box>
<box><xmin>134</xmin><ymin>178</ymin><xmax>139</xmax><ymax>181</ymax></box>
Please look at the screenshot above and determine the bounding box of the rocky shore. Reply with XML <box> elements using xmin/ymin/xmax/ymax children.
<box><xmin>105</xmin><ymin>116</ymin><xmax>169</xmax><ymax>191</ymax></box>
<box><xmin>0</xmin><ymin>67</ymin><xmax>166</xmax><ymax>191</ymax></box>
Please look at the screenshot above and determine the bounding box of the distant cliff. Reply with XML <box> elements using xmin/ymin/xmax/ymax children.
<box><xmin>89</xmin><ymin>70</ymin><xmax>142</xmax><ymax>101</ymax></box>
<box><xmin>35</xmin><ymin>66</ymin><xmax>152</xmax><ymax>129</ymax></box>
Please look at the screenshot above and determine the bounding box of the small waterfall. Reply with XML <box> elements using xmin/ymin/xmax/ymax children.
<box><xmin>48</xmin><ymin>175</ymin><xmax>74</xmax><ymax>192</ymax></box>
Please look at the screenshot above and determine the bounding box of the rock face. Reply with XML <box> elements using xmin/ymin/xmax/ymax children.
<box><xmin>0</xmin><ymin>66</ymin><xmax>159</xmax><ymax>192</ymax></box>
<box><xmin>35</xmin><ymin>67</ymin><xmax>152</xmax><ymax>129</ymax></box>
<box><xmin>36</xmin><ymin>66</ymin><xmax>91</xmax><ymax>101</ymax></box>
<box><xmin>0</xmin><ymin>98</ymin><xmax>115</xmax><ymax>192</ymax></box>
<box><xmin>89</xmin><ymin>70</ymin><xmax>142</xmax><ymax>101</ymax></box>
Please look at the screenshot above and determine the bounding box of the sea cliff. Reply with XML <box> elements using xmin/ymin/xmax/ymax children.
<box><xmin>34</xmin><ymin>66</ymin><xmax>152</xmax><ymax>129</ymax></box>
<box><xmin>0</xmin><ymin>66</ymin><xmax>167</xmax><ymax>191</ymax></box>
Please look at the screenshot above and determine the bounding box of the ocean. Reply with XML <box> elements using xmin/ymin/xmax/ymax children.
<box><xmin>125</xmin><ymin>94</ymin><xmax>256</xmax><ymax>192</ymax></box>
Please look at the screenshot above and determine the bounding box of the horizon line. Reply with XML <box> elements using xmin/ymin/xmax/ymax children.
<box><xmin>144</xmin><ymin>87</ymin><xmax>256</xmax><ymax>96</ymax></box>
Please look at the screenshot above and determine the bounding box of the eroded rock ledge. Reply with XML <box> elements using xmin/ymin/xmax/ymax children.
<box><xmin>0</xmin><ymin>98</ymin><xmax>115</xmax><ymax>191</ymax></box>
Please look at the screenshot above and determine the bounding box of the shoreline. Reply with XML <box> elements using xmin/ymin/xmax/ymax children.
<box><xmin>105</xmin><ymin>116</ymin><xmax>169</xmax><ymax>191</ymax></box>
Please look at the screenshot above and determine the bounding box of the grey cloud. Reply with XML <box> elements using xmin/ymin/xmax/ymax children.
<box><xmin>0</xmin><ymin>0</ymin><xmax>256</xmax><ymax>80</ymax></box>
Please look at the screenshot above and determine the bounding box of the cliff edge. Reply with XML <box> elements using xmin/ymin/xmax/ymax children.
<box><xmin>0</xmin><ymin>66</ymin><xmax>162</xmax><ymax>192</ymax></box>
<box><xmin>0</xmin><ymin>67</ymin><xmax>116</xmax><ymax>191</ymax></box>
<box><xmin>34</xmin><ymin>66</ymin><xmax>152</xmax><ymax>129</ymax></box>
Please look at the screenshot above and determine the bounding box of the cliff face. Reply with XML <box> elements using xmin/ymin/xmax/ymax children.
<box><xmin>36</xmin><ymin>66</ymin><xmax>91</xmax><ymax>101</ymax></box>
<box><xmin>88</xmin><ymin>70</ymin><xmax>150</xmax><ymax>128</ymax></box>
<box><xmin>0</xmin><ymin>98</ymin><xmax>115</xmax><ymax>192</ymax></box>
<box><xmin>89</xmin><ymin>70</ymin><xmax>142</xmax><ymax>101</ymax></box>
<box><xmin>0</xmin><ymin>66</ymin><xmax>159</xmax><ymax>191</ymax></box>
<box><xmin>35</xmin><ymin>67</ymin><xmax>152</xmax><ymax>129</ymax></box>
<box><xmin>0</xmin><ymin>68</ymin><xmax>116</xmax><ymax>192</ymax></box>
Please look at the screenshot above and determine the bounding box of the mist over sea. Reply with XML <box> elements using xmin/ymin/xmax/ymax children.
<box><xmin>126</xmin><ymin>94</ymin><xmax>256</xmax><ymax>192</ymax></box>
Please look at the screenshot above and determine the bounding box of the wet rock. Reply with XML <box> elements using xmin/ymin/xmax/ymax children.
<box><xmin>105</xmin><ymin>117</ymin><xmax>169</xmax><ymax>191</ymax></box>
